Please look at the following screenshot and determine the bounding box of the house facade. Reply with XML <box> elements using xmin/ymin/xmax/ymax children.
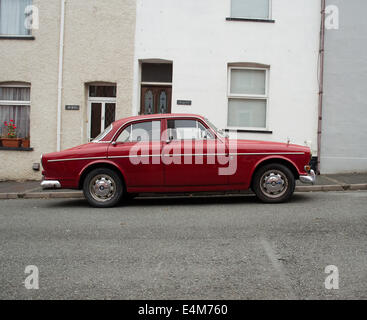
<box><xmin>0</xmin><ymin>0</ymin><xmax>136</xmax><ymax>180</ymax></box>
<box><xmin>132</xmin><ymin>0</ymin><xmax>321</xmax><ymax>160</ymax></box>
<box><xmin>3</xmin><ymin>0</ymin><xmax>362</xmax><ymax>181</ymax></box>
<box><xmin>320</xmin><ymin>0</ymin><xmax>367</xmax><ymax>173</ymax></box>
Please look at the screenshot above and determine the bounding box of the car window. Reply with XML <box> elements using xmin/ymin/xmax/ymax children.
<box><xmin>116</xmin><ymin>120</ymin><xmax>161</xmax><ymax>142</ymax></box>
<box><xmin>167</xmin><ymin>119</ymin><xmax>214</xmax><ymax>140</ymax></box>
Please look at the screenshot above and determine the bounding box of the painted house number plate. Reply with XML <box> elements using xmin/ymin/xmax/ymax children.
<box><xmin>177</xmin><ymin>100</ymin><xmax>192</xmax><ymax>106</ymax></box>
<box><xmin>65</xmin><ymin>105</ymin><xmax>80</xmax><ymax>110</ymax></box>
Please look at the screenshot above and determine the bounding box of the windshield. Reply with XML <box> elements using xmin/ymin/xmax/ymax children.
<box><xmin>92</xmin><ymin>124</ymin><xmax>113</xmax><ymax>142</ymax></box>
<box><xmin>204</xmin><ymin>118</ymin><xmax>225</xmax><ymax>138</ymax></box>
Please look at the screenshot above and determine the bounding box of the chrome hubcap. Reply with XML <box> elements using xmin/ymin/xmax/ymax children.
<box><xmin>260</xmin><ymin>170</ymin><xmax>288</xmax><ymax>198</ymax></box>
<box><xmin>89</xmin><ymin>174</ymin><xmax>116</xmax><ymax>202</ymax></box>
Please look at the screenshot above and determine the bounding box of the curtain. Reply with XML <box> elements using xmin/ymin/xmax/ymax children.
<box><xmin>0</xmin><ymin>105</ymin><xmax>30</xmax><ymax>138</ymax></box>
<box><xmin>230</xmin><ymin>69</ymin><xmax>266</xmax><ymax>95</ymax></box>
<box><xmin>0</xmin><ymin>0</ymin><xmax>32</xmax><ymax>35</ymax></box>
<box><xmin>0</xmin><ymin>86</ymin><xmax>30</xmax><ymax>101</ymax></box>
<box><xmin>228</xmin><ymin>99</ymin><xmax>266</xmax><ymax>128</ymax></box>
<box><xmin>231</xmin><ymin>0</ymin><xmax>269</xmax><ymax>19</ymax></box>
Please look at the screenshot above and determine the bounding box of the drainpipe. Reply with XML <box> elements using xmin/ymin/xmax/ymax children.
<box><xmin>56</xmin><ymin>0</ymin><xmax>66</xmax><ymax>151</ymax></box>
<box><xmin>317</xmin><ymin>0</ymin><xmax>326</xmax><ymax>174</ymax></box>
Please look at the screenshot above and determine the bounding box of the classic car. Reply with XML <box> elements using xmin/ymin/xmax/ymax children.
<box><xmin>41</xmin><ymin>113</ymin><xmax>315</xmax><ymax>207</ymax></box>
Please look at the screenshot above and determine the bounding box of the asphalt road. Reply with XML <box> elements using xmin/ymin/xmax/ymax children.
<box><xmin>0</xmin><ymin>191</ymin><xmax>366</xmax><ymax>300</ymax></box>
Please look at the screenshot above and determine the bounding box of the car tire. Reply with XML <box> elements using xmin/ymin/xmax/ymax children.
<box><xmin>83</xmin><ymin>168</ymin><xmax>123</xmax><ymax>208</ymax></box>
<box><xmin>252</xmin><ymin>163</ymin><xmax>295</xmax><ymax>203</ymax></box>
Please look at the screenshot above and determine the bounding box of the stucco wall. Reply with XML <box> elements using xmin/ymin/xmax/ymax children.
<box><xmin>133</xmin><ymin>0</ymin><xmax>320</xmax><ymax>154</ymax></box>
<box><xmin>321</xmin><ymin>0</ymin><xmax>367</xmax><ymax>173</ymax></box>
<box><xmin>0</xmin><ymin>0</ymin><xmax>136</xmax><ymax>180</ymax></box>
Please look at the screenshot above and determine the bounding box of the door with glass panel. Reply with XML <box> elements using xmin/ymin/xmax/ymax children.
<box><xmin>140</xmin><ymin>86</ymin><xmax>172</xmax><ymax>115</ymax></box>
<box><xmin>88</xmin><ymin>85</ymin><xmax>116</xmax><ymax>141</ymax></box>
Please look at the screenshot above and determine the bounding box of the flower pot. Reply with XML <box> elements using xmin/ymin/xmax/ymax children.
<box><xmin>1</xmin><ymin>138</ymin><xmax>22</xmax><ymax>148</ymax></box>
<box><xmin>22</xmin><ymin>139</ymin><xmax>30</xmax><ymax>148</ymax></box>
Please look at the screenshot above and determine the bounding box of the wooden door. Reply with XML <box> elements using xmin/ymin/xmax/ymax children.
<box><xmin>140</xmin><ymin>86</ymin><xmax>172</xmax><ymax>115</ymax></box>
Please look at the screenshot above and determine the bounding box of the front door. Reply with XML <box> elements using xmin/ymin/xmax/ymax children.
<box><xmin>140</xmin><ymin>86</ymin><xmax>172</xmax><ymax>115</ymax></box>
<box><xmin>89</xmin><ymin>102</ymin><xmax>116</xmax><ymax>140</ymax></box>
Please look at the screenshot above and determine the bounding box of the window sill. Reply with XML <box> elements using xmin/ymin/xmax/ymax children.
<box><xmin>225</xmin><ymin>128</ymin><xmax>273</xmax><ymax>134</ymax></box>
<box><xmin>0</xmin><ymin>146</ymin><xmax>33</xmax><ymax>151</ymax></box>
<box><xmin>0</xmin><ymin>35</ymin><xmax>35</xmax><ymax>40</ymax></box>
<box><xmin>226</xmin><ymin>17</ymin><xmax>275</xmax><ymax>23</ymax></box>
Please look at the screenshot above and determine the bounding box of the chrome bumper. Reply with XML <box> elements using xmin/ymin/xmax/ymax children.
<box><xmin>299</xmin><ymin>169</ymin><xmax>316</xmax><ymax>185</ymax></box>
<box><xmin>41</xmin><ymin>180</ymin><xmax>61</xmax><ymax>189</ymax></box>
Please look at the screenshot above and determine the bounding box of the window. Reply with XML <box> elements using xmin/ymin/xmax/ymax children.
<box><xmin>116</xmin><ymin>121</ymin><xmax>161</xmax><ymax>143</ymax></box>
<box><xmin>167</xmin><ymin>120</ymin><xmax>214</xmax><ymax>140</ymax></box>
<box><xmin>0</xmin><ymin>85</ymin><xmax>30</xmax><ymax>142</ymax></box>
<box><xmin>227</xmin><ymin>67</ymin><xmax>268</xmax><ymax>129</ymax></box>
<box><xmin>231</xmin><ymin>0</ymin><xmax>270</xmax><ymax>20</ymax></box>
<box><xmin>0</xmin><ymin>0</ymin><xmax>32</xmax><ymax>36</ymax></box>
<box><xmin>141</xmin><ymin>63</ymin><xmax>173</xmax><ymax>83</ymax></box>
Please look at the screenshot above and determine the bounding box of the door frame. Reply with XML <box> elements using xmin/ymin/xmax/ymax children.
<box><xmin>87</xmin><ymin>97</ymin><xmax>116</xmax><ymax>141</ymax></box>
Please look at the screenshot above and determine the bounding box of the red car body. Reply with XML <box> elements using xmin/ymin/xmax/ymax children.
<box><xmin>41</xmin><ymin>114</ymin><xmax>315</xmax><ymax>206</ymax></box>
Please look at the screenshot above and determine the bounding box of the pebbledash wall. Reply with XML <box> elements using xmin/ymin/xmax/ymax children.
<box><xmin>0</xmin><ymin>0</ymin><xmax>136</xmax><ymax>180</ymax></box>
<box><xmin>132</xmin><ymin>0</ymin><xmax>321</xmax><ymax>155</ymax></box>
<box><xmin>321</xmin><ymin>0</ymin><xmax>367</xmax><ymax>173</ymax></box>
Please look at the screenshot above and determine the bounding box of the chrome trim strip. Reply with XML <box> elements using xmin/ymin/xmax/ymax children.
<box><xmin>47</xmin><ymin>152</ymin><xmax>304</xmax><ymax>162</ymax></box>
<box><xmin>233</xmin><ymin>152</ymin><xmax>305</xmax><ymax>156</ymax></box>
<box><xmin>108</xmin><ymin>152</ymin><xmax>304</xmax><ymax>159</ymax></box>
<box><xmin>48</xmin><ymin>157</ymin><xmax>107</xmax><ymax>163</ymax></box>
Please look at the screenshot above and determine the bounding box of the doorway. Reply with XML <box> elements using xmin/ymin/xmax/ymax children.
<box><xmin>88</xmin><ymin>85</ymin><xmax>116</xmax><ymax>140</ymax></box>
<box><xmin>139</xmin><ymin>62</ymin><xmax>173</xmax><ymax>115</ymax></box>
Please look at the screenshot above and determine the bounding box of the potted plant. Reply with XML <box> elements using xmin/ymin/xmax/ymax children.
<box><xmin>22</xmin><ymin>136</ymin><xmax>30</xmax><ymax>148</ymax></box>
<box><xmin>2</xmin><ymin>120</ymin><xmax>22</xmax><ymax>148</ymax></box>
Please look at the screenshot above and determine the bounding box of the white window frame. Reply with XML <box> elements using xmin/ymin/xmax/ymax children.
<box><xmin>0</xmin><ymin>0</ymin><xmax>34</xmax><ymax>37</ymax></box>
<box><xmin>226</xmin><ymin>66</ymin><xmax>270</xmax><ymax>131</ymax></box>
<box><xmin>230</xmin><ymin>0</ymin><xmax>272</xmax><ymax>20</ymax></box>
<box><xmin>87</xmin><ymin>85</ymin><xmax>117</xmax><ymax>141</ymax></box>
<box><xmin>0</xmin><ymin>84</ymin><xmax>31</xmax><ymax>140</ymax></box>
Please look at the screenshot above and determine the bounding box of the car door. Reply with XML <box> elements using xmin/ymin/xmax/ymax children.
<box><xmin>107</xmin><ymin>120</ymin><xmax>164</xmax><ymax>187</ymax></box>
<box><xmin>162</xmin><ymin>118</ymin><xmax>228</xmax><ymax>186</ymax></box>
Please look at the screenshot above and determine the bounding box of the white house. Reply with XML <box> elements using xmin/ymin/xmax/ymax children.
<box><xmin>132</xmin><ymin>0</ymin><xmax>321</xmax><ymax>157</ymax></box>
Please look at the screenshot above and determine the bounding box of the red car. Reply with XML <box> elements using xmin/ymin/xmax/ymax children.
<box><xmin>41</xmin><ymin>113</ymin><xmax>315</xmax><ymax>207</ymax></box>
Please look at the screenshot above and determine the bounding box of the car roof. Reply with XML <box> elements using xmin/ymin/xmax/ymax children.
<box><xmin>112</xmin><ymin>113</ymin><xmax>206</xmax><ymax>127</ymax></box>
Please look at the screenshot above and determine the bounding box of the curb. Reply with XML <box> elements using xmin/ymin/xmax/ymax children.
<box><xmin>0</xmin><ymin>184</ymin><xmax>366</xmax><ymax>200</ymax></box>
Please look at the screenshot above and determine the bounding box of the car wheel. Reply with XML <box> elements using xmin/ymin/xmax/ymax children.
<box><xmin>83</xmin><ymin>168</ymin><xmax>123</xmax><ymax>208</ymax></box>
<box><xmin>252</xmin><ymin>163</ymin><xmax>295</xmax><ymax>203</ymax></box>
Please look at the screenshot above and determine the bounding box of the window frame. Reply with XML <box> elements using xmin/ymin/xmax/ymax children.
<box><xmin>115</xmin><ymin>120</ymin><xmax>162</xmax><ymax>143</ymax></box>
<box><xmin>229</xmin><ymin>0</ymin><xmax>273</xmax><ymax>21</ymax></box>
<box><xmin>0</xmin><ymin>83</ymin><xmax>31</xmax><ymax>146</ymax></box>
<box><xmin>167</xmin><ymin>119</ymin><xmax>215</xmax><ymax>141</ymax></box>
<box><xmin>0</xmin><ymin>0</ymin><xmax>34</xmax><ymax>38</ymax></box>
<box><xmin>227</xmin><ymin>66</ymin><xmax>270</xmax><ymax>131</ymax></box>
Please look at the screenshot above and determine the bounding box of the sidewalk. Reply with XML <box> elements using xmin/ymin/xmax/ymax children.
<box><xmin>1</xmin><ymin>172</ymin><xmax>367</xmax><ymax>200</ymax></box>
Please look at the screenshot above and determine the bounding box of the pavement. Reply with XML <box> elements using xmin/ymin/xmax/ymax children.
<box><xmin>1</xmin><ymin>191</ymin><xmax>367</xmax><ymax>299</ymax></box>
<box><xmin>0</xmin><ymin>172</ymin><xmax>367</xmax><ymax>199</ymax></box>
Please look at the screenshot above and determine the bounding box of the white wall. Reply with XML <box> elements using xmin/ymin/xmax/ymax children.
<box><xmin>133</xmin><ymin>0</ymin><xmax>321</xmax><ymax>154</ymax></box>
